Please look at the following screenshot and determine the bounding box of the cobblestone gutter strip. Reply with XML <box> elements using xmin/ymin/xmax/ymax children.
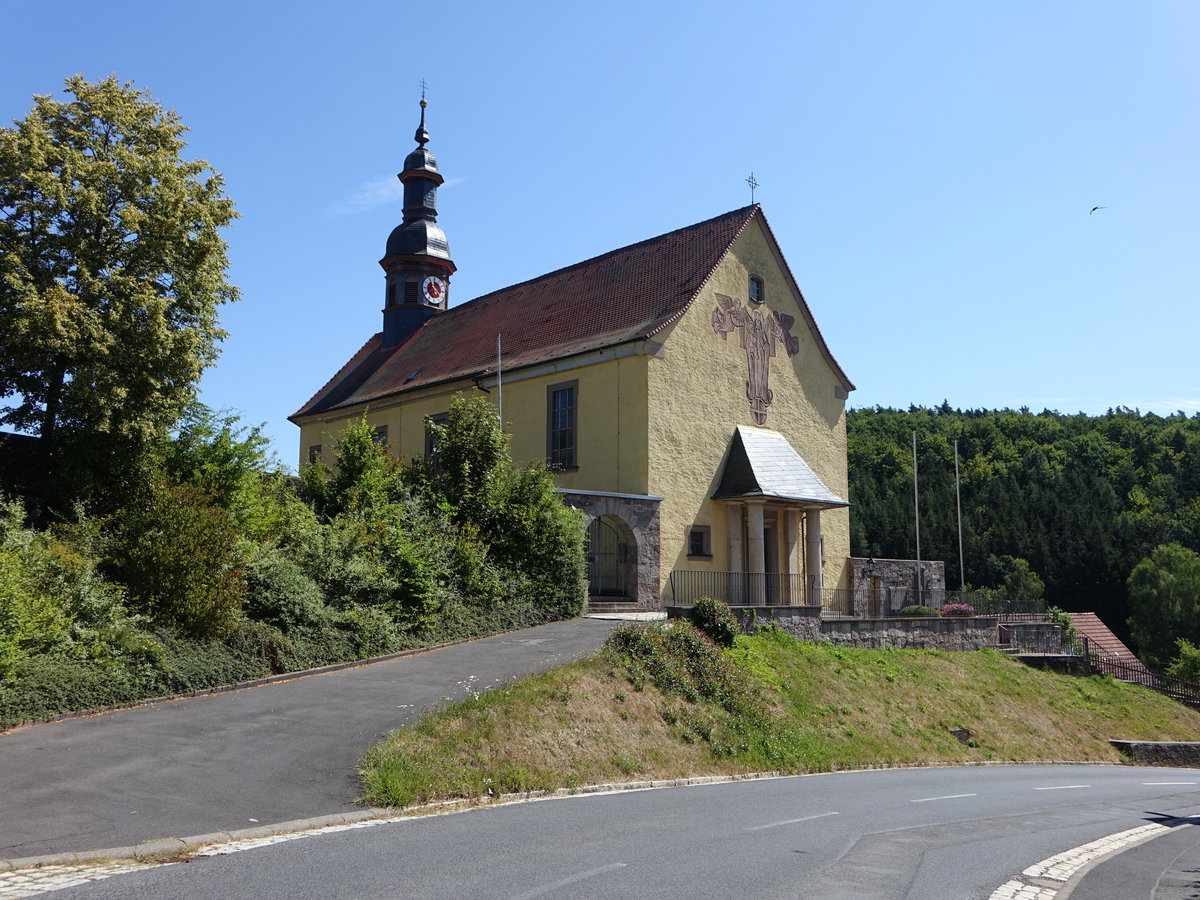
<box><xmin>989</xmin><ymin>822</ymin><xmax>1168</xmax><ymax>900</ymax></box>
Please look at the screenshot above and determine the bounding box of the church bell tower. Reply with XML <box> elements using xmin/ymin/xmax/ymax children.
<box><xmin>380</xmin><ymin>97</ymin><xmax>456</xmax><ymax>348</ymax></box>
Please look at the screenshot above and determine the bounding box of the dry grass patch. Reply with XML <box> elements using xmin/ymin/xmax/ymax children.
<box><xmin>361</xmin><ymin>623</ymin><xmax>1200</xmax><ymax>809</ymax></box>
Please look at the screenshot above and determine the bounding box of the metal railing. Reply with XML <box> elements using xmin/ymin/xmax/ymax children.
<box><xmin>668</xmin><ymin>570</ymin><xmax>820</xmax><ymax>608</ymax></box>
<box><xmin>1077</xmin><ymin>637</ymin><xmax>1200</xmax><ymax>709</ymax></box>
<box><xmin>669</xmin><ymin>571</ymin><xmax>994</xmax><ymax>619</ymax></box>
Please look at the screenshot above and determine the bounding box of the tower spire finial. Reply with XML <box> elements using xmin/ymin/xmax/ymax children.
<box><xmin>415</xmin><ymin>81</ymin><xmax>430</xmax><ymax>146</ymax></box>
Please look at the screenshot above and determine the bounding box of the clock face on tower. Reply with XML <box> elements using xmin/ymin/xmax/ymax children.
<box><xmin>421</xmin><ymin>275</ymin><xmax>447</xmax><ymax>305</ymax></box>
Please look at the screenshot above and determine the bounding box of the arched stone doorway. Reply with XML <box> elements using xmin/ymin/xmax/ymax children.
<box><xmin>560</xmin><ymin>489</ymin><xmax>661</xmax><ymax>609</ymax></box>
<box><xmin>586</xmin><ymin>514</ymin><xmax>636</xmax><ymax>602</ymax></box>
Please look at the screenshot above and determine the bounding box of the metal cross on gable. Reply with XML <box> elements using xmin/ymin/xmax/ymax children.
<box><xmin>746</xmin><ymin>172</ymin><xmax>759</xmax><ymax>204</ymax></box>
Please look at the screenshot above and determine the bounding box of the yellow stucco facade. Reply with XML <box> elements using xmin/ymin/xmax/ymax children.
<box><xmin>646</xmin><ymin>218</ymin><xmax>850</xmax><ymax>597</ymax></box>
<box><xmin>294</xmin><ymin>207</ymin><xmax>851</xmax><ymax>609</ymax></box>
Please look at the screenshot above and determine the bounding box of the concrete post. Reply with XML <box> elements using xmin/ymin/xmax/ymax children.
<box><xmin>785</xmin><ymin>508</ymin><xmax>801</xmax><ymax>604</ymax></box>
<box><xmin>747</xmin><ymin>500</ymin><xmax>767</xmax><ymax>605</ymax></box>
<box><xmin>726</xmin><ymin>502</ymin><xmax>743</xmax><ymax>605</ymax></box>
<box><xmin>805</xmin><ymin>508</ymin><xmax>823</xmax><ymax>604</ymax></box>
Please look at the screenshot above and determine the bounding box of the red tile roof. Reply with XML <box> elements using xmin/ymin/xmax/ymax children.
<box><xmin>1069</xmin><ymin>612</ymin><xmax>1148</xmax><ymax>670</ymax></box>
<box><xmin>293</xmin><ymin>206</ymin><xmax>767</xmax><ymax>419</ymax></box>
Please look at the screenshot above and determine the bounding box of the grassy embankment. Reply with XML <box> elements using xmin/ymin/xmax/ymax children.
<box><xmin>361</xmin><ymin>623</ymin><xmax>1200</xmax><ymax>808</ymax></box>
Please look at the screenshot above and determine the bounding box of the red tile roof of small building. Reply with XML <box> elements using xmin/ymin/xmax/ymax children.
<box><xmin>293</xmin><ymin>205</ymin><xmax>847</xmax><ymax>420</ymax></box>
<box><xmin>1069</xmin><ymin>612</ymin><xmax>1148</xmax><ymax>670</ymax></box>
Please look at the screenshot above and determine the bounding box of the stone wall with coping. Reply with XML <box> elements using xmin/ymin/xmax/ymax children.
<box><xmin>1110</xmin><ymin>741</ymin><xmax>1200</xmax><ymax>767</ymax></box>
<box><xmin>666</xmin><ymin>607</ymin><xmax>1006</xmax><ymax>651</ymax></box>
<box><xmin>819</xmin><ymin>616</ymin><xmax>998</xmax><ymax>651</ymax></box>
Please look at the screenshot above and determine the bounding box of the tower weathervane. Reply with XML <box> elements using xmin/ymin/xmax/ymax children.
<box><xmin>420</xmin><ymin>78</ymin><xmax>429</xmax><ymax>101</ymax></box>
<box><xmin>746</xmin><ymin>172</ymin><xmax>759</xmax><ymax>204</ymax></box>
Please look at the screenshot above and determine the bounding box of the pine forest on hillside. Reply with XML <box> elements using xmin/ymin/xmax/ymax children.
<box><xmin>847</xmin><ymin>405</ymin><xmax>1200</xmax><ymax>642</ymax></box>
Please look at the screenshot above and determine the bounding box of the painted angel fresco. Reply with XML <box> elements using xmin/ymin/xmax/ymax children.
<box><xmin>712</xmin><ymin>293</ymin><xmax>800</xmax><ymax>425</ymax></box>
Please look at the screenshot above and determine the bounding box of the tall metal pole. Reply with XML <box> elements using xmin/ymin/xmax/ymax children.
<box><xmin>912</xmin><ymin>429</ymin><xmax>921</xmax><ymax>565</ymax></box>
<box><xmin>496</xmin><ymin>334</ymin><xmax>503</xmax><ymax>431</ymax></box>
<box><xmin>955</xmin><ymin>439</ymin><xmax>965</xmax><ymax>590</ymax></box>
<box><xmin>913</xmin><ymin>429</ymin><xmax>921</xmax><ymax>603</ymax></box>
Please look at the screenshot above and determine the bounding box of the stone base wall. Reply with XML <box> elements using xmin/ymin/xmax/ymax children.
<box><xmin>819</xmin><ymin>617</ymin><xmax>997</xmax><ymax>651</ymax></box>
<box><xmin>665</xmin><ymin>604</ymin><xmax>824</xmax><ymax>641</ymax></box>
<box><xmin>666</xmin><ymin>607</ymin><xmax>1000</xmax><ymax>651</ymax></box>
<box><xmin>1110</xmin><ymin>741</ymin><xmax>1200</xmax><ymax>767</ymax></box>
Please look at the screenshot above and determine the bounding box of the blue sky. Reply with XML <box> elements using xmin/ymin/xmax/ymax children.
<box><xmin>4</xmin><ymin>1</ymin><xmax>1198</xmax><ymax>466</ymax></box>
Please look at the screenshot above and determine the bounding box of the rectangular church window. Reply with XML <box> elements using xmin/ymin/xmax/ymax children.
<box><xmin>547</xmin><ymin>381</ymin><xmax>577</xmax><ymax>470</ymax></box>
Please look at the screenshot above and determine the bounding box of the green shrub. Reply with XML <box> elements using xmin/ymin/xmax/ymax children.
<box><xmin>108</xmin><ymin>480</ymin><xmax>247</xmax><ymax>637</ymax></box>
<box><xmin>0</xmin><ymin>656</ymin><xmax>160</xmax><ymax>728</ymax></box>
<box><xmin>1044</xmin><ymin>606</ymin><xmax>1078</xmax><ymax>647</ymax></box>
<box><xmin>0</xmin><ymin>498</ymin><xmax>149</xmax><ymax>676</ymax></box>
<box><xmin>1168</xmin><ymin>639</ymin><xmax>1200</xmax><ymax>684</ymax></box>
<box><xmin>690</xmin><ymin>597</ymin><xmax>739</xmax><ymax>647</ymax></box>
<box><xmin>243</xmin><ymin>547</ymin><xmax>328</xmax><ymax>631</ymax></box>
<box><xmin>603</xmin><ymin>622</ymin><xmax>760</xmax><ymax>717</ymax></box>
<box><xmin>897</xmin><ymin>605</ymin><xmax>942</xmax><ymax>617</ymax></box>
<box><xmin>154</xmin><ymin>629</ymin><xmax>271</xmax><ymax>691</ymax></box>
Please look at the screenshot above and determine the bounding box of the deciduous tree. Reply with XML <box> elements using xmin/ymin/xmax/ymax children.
<box><xmin>0</xmin><ymin>76</ymin><xmax>238</xmax><ymax>513</ymax></box>
<box><xmin>1127</xmin><ymin>543</ymin><xmax>1200</xmax><ymax>668</ymax></box>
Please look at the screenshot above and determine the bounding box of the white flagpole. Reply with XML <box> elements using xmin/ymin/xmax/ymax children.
<box><xmin>496</xmin><ymin>334</ymin><xmax>503</xmax><ymax>431</ymax></box>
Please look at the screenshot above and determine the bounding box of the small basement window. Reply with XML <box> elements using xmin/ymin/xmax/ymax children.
<box><xmin>688</xmin><ymin>525</ymin><xmax>712</xmax><ymax>559</ymax></box>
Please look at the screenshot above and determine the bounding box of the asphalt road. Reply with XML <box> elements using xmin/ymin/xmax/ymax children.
<box><xmin>42</xmin><ymin>765</ymin><xmax>1200</xmax><ymax>899</ymax></box>
<box><xmin>0</xmin><ymin>617</ymin><xmax>619</xmax><ymax>860</ymax></box>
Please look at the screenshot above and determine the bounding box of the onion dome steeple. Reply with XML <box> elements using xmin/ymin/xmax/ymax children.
<box><xmin>380</xmin><ymin>96</ymin><xmax>456</xmax><ymax>349</ymax></box>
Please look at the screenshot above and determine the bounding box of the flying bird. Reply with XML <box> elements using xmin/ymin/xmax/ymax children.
<box><xmin>1090</xmin><ymin>206</ymin><xmax>1107</xmax><ymax>214</ymax></box>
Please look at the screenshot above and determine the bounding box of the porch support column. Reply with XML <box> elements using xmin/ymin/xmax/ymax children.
<box><xmin>746</xmin><ymin>499</ymin><xmax>767</xmax><ymax>605</ymax></box>
<box><xmin>805</xmin><ymin>508</ymin><xmax>823</xmax><ymax>604</ymax></box>
<box><xmin>726</xmin><ymin>501</ymin><xmax>743</xmax><ymax>605</ymax></box>
<box><xmin>784</xmin><ymin>508</ymin><xmax>801</xmax><ymax>604</ymax></box>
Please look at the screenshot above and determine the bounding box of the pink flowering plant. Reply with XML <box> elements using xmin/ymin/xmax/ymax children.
<box><xmin>941</xmin><ymin>603</ymin><xmax>976</xmax><ymax>617</ymax></box>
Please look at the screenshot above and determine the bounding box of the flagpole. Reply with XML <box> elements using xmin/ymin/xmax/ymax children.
<box><xmin>955</xmin><ymin>438</ymin><xmax>965</xmax><ymax>590</ymax></box>
<box><xmin>912</xmin><ymin>430</ymin><xmax>921</xmax><ymax>566</ymax></box>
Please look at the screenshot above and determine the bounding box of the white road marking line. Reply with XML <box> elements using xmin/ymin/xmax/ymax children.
<box><xmin>745</xmin><ymin>811</ymin><xmax>839</xmax><ymax>831</ymax></box>
<box><xmin>508</xmin><ymin>862</ymin><xmax>628</xmax><ymax>899</ymax></box>
<box><xmin>1033</xmin><ymin>784</ymin><xmax>1090</xmax><ymax>791</ymax></box>
<box><xmin>911</xmin><ymin>793</ymin><xmax>977</xmax><ymax>803</ymax></box>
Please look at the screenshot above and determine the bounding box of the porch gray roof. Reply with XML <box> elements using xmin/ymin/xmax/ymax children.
<box><xmin>712</xmin><ymin>426</ymin><xmax>849</xmax><ymax>507</ymax></box>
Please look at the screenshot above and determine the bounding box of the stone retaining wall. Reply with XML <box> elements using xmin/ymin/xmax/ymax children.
<box><xmin>819</xmin><ymin>617</ymin><xmax>998</xmax><ymax>651</ymax></box>
<box><xmin>1110</xmin><ymin>741</ymin><xmax>1200</xmax><ymax>767</ymax></box>
<box><xmin>666</xmin><ymin>607</ymin><xmax>1001</xmax><ymax>651</ymax></box>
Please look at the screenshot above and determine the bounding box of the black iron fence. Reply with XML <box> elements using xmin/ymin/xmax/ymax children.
<box><xmin>676</xmin><ymin>573</ymin><xmax>1003</xmax><ymax>619</ymax></box>
<box><xmin>669</xmin><ymin>571</ymin><xmax>993</xmax><ymax>619</ymax></box>
<box><xmin>1077</xmin><ymin>637</ymin><xmax>1200</xmax><ymax>709</ymax></box>
<box><xmin>667</xmin><ymin>570</ymin><xmax>820</xmax><ymax>608</ymax></box>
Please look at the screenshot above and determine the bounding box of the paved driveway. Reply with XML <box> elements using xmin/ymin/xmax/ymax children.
<box><xmin>0</xmin><ymin>617</ymin><xmax>619</xmax><ymax>861</ymax></box>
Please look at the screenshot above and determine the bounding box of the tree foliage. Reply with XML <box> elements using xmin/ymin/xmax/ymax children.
<box><xmin>1126</xmin><ymin>543</ymin><xmax>1200</xmax><ymax>668</ymax></box>
<box><xmin>0</xmin><ymin>75</ymin><xmax>238</xmax><ymax>513</ymax></box>
<box><xmin>849</xmin><ymin>406</ymin><xmax>1200</xmax><ymax>638</ymax></box>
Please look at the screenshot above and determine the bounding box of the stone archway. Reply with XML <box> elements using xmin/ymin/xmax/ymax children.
<box><xmin>586</xmin><ymin>514</ymin><xmax>637</xmax><ymax>601</ymax></box>
<box><xmin>560</xmin><ymin>490</ymin><xmax>661</xmax><ymax>609</ymax></box>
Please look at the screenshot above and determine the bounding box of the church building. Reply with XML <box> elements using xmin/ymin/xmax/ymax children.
<box><xmin>292</xmin><ymin>102</ymin><xmax>856</xmax><ymax>610</ymax></box>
